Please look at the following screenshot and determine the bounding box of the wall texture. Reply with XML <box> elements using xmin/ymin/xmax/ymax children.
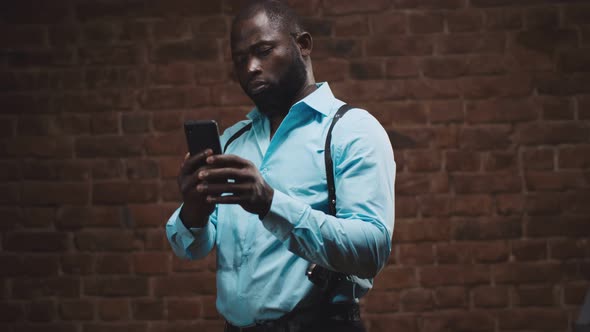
<box><xmin>1</xmin><ymin>0</ymin><xmax>589</xmax><ymax>331</ymax></box>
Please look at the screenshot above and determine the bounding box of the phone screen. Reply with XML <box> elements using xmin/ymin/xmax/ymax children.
<box><xmin>183</xmin><ymin>120</ymin><xmax>222</xmax><ymax>157</ymax></box>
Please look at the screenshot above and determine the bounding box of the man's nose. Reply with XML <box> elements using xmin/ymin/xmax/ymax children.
<box><xmin>247</xmin><ymin>57</ymin><xmax>262</xmax><ymax>74</ymax></box>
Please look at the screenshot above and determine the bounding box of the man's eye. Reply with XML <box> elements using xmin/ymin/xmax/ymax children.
<box><xmin>258</xmin><ymin>47</ymin><xmax>272</xmax><ymax>57</ymax></box>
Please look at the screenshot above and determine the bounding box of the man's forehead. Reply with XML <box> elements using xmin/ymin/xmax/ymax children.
<box><xmin>231</xmin><ymin>11</ymin><xmax>280</xmax><ymax>49</ymax></box>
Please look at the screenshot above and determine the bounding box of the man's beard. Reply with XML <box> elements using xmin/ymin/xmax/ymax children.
<box><xmin>249</xmin><ymin>55</ymin><xmax>307</xmax><ymax>117</ymax></box>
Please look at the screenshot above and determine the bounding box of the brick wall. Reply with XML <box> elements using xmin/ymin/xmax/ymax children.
<box><xmin>1</xmin><ymin>0</ymin><xmax>589</xmax><ymax>331</ymax></box>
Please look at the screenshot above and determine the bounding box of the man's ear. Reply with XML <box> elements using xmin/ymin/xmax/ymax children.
<box><xmin>296</xmin><ymin>32</ymin><xmax>313</xmax><ymax>57</ymax></box>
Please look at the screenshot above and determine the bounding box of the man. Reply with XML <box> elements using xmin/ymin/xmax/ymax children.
<box><xmin>166</xmin><ymin>1</ymin><xmax>395</xmax><ymax>331</ymax></box>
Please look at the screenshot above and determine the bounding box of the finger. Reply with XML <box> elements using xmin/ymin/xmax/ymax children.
<box><xmin>206</xmin><ymin>194</ymin><xmax>243</xmax><ymax>204</ymax></box>
<box><xmin>206</xmin><ymin>154</ymin><xmax>252</xmax><ymax>168</ymax></box>
<box><xmin>197</xmin><ymin>168</ymin><xmax>250</xmax><ymax>182</ymax></box>
<box><xmin>181</xmin><ymin>149</ymin><xmax>213</xmax><ymax>175</ymax></box>
<box><xmin>197</xmin><ymin>183</ymin><xmax>252</xmax><ymax>194</ymax></box>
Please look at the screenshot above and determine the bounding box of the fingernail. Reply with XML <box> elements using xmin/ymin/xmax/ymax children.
<box><xmin>197</xmin><ymin>184</ymin><xmax>206</xmax><ymax>192</ymax></box>
<box><xmin>199</xmin><ymin>171</ymin><xmax>207</xmax><ymax>179</ymax></box>
<box><xmin>206</xmin><ymin>156</ymin><xmax>214</xmax><ymax>163</ymax></box>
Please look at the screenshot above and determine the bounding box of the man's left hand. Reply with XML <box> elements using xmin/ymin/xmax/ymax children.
<box><xmin>196</xmin><ymin>154</ymin><xmax>274</xmax><ymax>218</ymax></box>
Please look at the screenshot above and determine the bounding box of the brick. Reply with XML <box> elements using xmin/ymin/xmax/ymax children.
<box><xmin>61</xmin><ymin>254</ymin><xmax>94</xmax><ymax>275</ymax></box>
<box><xmin>76</xmin><ymin>136</ymin><xmax>143</xmax><ymax>158</ymax></box>
<box><xmin>126</xmin><ymin>203</ymin><xmax>178</xmax><ymax>228</ymax></box>
<box><xmin>462</xmin><ymin>75</ymin><xmax>532</xmax><ymax>99</ymax></box>
<box><xmin>515</xmin><ymin>29</ymin><xmax>578</xmax><ymax>55</ymax></box>
<box><xmin>526</xmin><ymin>215</ymin><xmax>590</xmax><ymax>237</ymax></box>
<box><xmin>525</xmin><ymin>193</ymin><xmax>562</xmax><ymax>215</ymax></box>
<box><xmin>308</xmin><ymin>38</ymin><xmax>362</xmax><ymax>59</ymax></box>
<box><xmin>422</xmin><ymin>312</ymin><xmax>494</xmax><ymax>332</ymax></box>
<box><xmin>152</xmin><ymin>39</ymin><xmax>220</xmax><ymax>64</ymax></box>
<box><xmin>525</xmin><ymin>171</ymin><xmax>587</xmax><ymax>191</ymax></box>
<box><xmin>98</xmin><ymin>299</ymin><xmax>129</xmax><ymax>321</ymax></box>
<box><xmin>151</xmin><ymin>111</ymin><xmax>183</xmax><ymax>133</ymax></box>
<box><xmin>133</xmin><ymin>299</ymin><xmax>164</xmax><ymax>320</ymax></box>
<box><xmin>465</xmin><ymin>99</ymin><xmax>537</xmax><ymax>123</ymax></box>
<box><xmin>512</xmin><ymin>240</ymin><xmax>547</xmax><ymax>261</ymax></box>
<box><xmin>332</xmin><ymin>80</ymin><xmax>406</xmax><ymax>102</ymax></box>
<box><xmin>313</xmin><ymin>59</ymin><xmax>350</xmax><ymax>82</ymax></box>
<box><xmin>550</xmin><ymin>239</ymin><xmax>590</xmax><ymax>260</ymax></box>
<box><xmin>404</xmin><ymin>79</ymin><xmax>461</xmax><ymax>99</ymax></box>
<box><xmin>437</xmin><ymin>242</ymin><xmax>509</xmax><ymax>264</ymax></box>
<box><xmin>493</xmin><ymin>263</ymin><xmax>562</xmax><ymax>284</ymax></box>
<box><xmin>397</xmin><ymin>243</ymin><xmax>435</xmax><ymax>266</ymax></box>
<box><xmin>153</xmin><ymin>19</ymin><xmax>191</xmax><ymax>41</ymax></box>
<box><xmin>446</xmin><ymin>151</ymin><xmax>480</xmax><ymax>172</ymax></box>
<box><xmin>121</xmin><ymin>113</ymin><xmax>150</xmax><ymax>134</ymax></box>
<box><xmin>133</xmin><ymin>252</ymin><xmax>169</xmax><ymax>275</ymax></box>
<box><xmin>466</xmin><ymin>54</ymin><xmax>507</xmax><ymax>75</ymax></box>
<box><xmin>451</xmin><ymin>195</ymin><xmax>493</xmax><ymax>216</ymax></box>
<box><xmin>418</xmin><ymin>195</ymin><xmax>451</xmax><ymax>217</ymax></box>
<box><xmin>446</xmin><ymin>10</ymin><xmax>483</xmax><ymax>32</ymax></box>
<box><xmin>2</xmin><ymin>136</ymin><xmax>74</xmax><ymax>159</ymax></box>
<box><xmin>498</xmin><ymin>309</ymin><xmax>568</xmax><ymax>330</ymax></box>
<box><xmin>59</xmin><ymin>300</ymin><xmax>94</xmax><ymax>321</ymax></box>
<box><xmin>515</xmin><ymin>285</ymin><xmax>555</xmax><ymax>307</ymax></box>
<box><xmin>453</xmin><ymin>217</ymin><xmax>521</xmax><ymax>240</ymax></box>
<box><xmin>393</xmin><ymin>219</ymin><xmax>451</xmax><ymax>243</ymax></box>
<box><xmin>75</xmin><ymin>231</ymin><xmax>140</xmax><ymax>252</ymax></box>
<box><xmin>57</xmin><ymin>206</ymin><xmax>122</xmax><ymax>230</ymax></box>
<box><xmin>96</xmin><ymin>254</ymin><xmax>131</xmax><ymax>274</ymax></box>
<box><xmin>386</xmin><ymin>57</ymin><xmax>420</xmax><ymax>78</ymax></box>
<box><xmin>87</xmin><ymin>68</ymin><xmax>145</xmax><ymax>89</ymax></box>
<box><xmin>4</xmin><ymin>231</ymin><xmax>69</xmax><ymax>252</ymax></box>
<box><xmin>18</xmin><ymin>207</ymin><xmax>55</xmax><ymax>229</ymax></box>
<box><xmin>560</xmin><ymin>146</ymin><xmax>590</xmax><ymax>169</ymax></box>
<box><xmin>172</xmin><ymin>255</ymin><xmax>211</xmax><ymax>273</ymax></box>
<box><xmin>437</xmin><ymin>33</ymin><xmax>505</xmax><ymax>54</ymax></box>
<box><xmin>18</xmin><ymin>255</ymin><xmax>60</xmax><ymax>277</ymax></box>
<box><xmin>428</xmin><ymin>100</ymin><xmax>463</xmax><ymax>123</ymax></box>
<box><xmin>434</xmin><ymin>287</ymin><xmax>467</xmax><ymax>309</ymax></box>
<box><xmin>153</xmin><ymin>274</ymin><xmax>216</xmax><ymax>296</ymax></box>
<box><xmin>27</xmin><ymin>299</ymin><xmax>56</xmax><ymax>322</ymax></box>
<box><xmin>77</xmin><ymin>1</ymin><xmax>222</xmax><ymax>20</ymax></box>
<box><xmin>300</xmin><ymin>17</ymin><xmax>332</xmax><ymax>37</ymax></box>
<box><xmin>82</xmin><ymin>323</ymin><xmax>147</xmax><ymax>332</ymax></box>
<box><xmin>373</xmin><ymin>267</ymin><xmax>417</xmax><ymax>290</ymax></box>
<box><xmin>365</xmin><ymin>291</ymin><xmax>400</xmax><ymax>313</ymax></box>
<box><xmin>367</xmin><ymin>315</ymin><xmax>418</xmax><ymax>332</ymax></box>
<box><xmin>85</xmin><ymin>277</ymin><xmax>148</xmax><ymax>297</ymax></box>
<box><xmin>367</xmin><ymin>36</ymin><xmax>433</xmax><ymax>56</ymax></box>
<box><xmin>483</xmin><ymin>152</ymin><xmax>517</xmax><ymax>171</ymax></box>
<box><xmin>538</xmin><ymin>97</ymin><xmax>574</xmax><ymax>120</ymax></box>
<box><xmin>211</xmin><ymin>84</ymin><xmax>251</xmax><ymax>106</ymax></box>
<box><xmin>564</xmin><ymin>283</ymin><xmax>589</xmax><ymax>305</ymax></box>
<box><xmin>409</xmin><ymin>12</ymin><xmax>444</xmax><ymax>34</ymax></box>
<box><xmin>12</xmin><ymin>277</ymin><xmax>80</xmax><ymax>299</ymax></box>
<box><xmin>93</xmin><ymin>182</ymin><xmax>159</xmax><ymax>204</ymax></box>
<box><xmin>401</xmin><ymin>289</ymin><xmax>434</xmax><ymax>311</ymax></box>
<box><xmin>517</xmin><ymin>122</ymin><xmax>590</xmax><ymax>145</ymax></box>
<box><xmin>0</xmin><ymin>302</ymin><xmax>24</xmax><ymax>322</ymax></box>
<box><xmin>422</xmin><ymin>57</ymin><xmax>467</xmax><ymax>79</ymax></box>
<box><xmin>22</xmin><ymin>160</ymin><xmax>90</xmax><ymax>182</ymax></box>
<box><xmin>166</xmin><ymin>299</ymin><xmax>202</xmax><ymax>320</ymax></box>
<box><xmin>453</xmin><ymin>174</ymin><xmax>521</xmax><ymax>194</ymax></box>
<box><xmin>405</xmin><ymin>150</ymin><xmax>441</xmax><ymax>172</ymax></box>
<box><xmin>333</xmin><ymin>15</ymin><xmax>369</xmax><ymax>36</ymax></box>
<box><xmin>350</xmin><ymin>60</ymin><xmax>385</xmax><ymax>80</ymax></box>
<box><xmin>0</xmin><ymin>0</ymin><xmax>71</xmax><ymax>24</ymax></box>
<box><xmin>192</xmin><ymin>17</ymin><xmax>228</xmax><ymax>37</ymax></box>
<box><xmin>459</xmin><ymin>126</ymin><xmax>512</xmax><ymax>150</ymax></box>
<box><xmin>522</xmin><ymin>149</ymin><xmax>554</xmax><ymax>170</ymax></box>
<box><xmin>392</xmin><ymin>0</ymin><xmax>465</xmax><ymax>9</ymax></box>
<box><xmin>396</xmin><ymin>196</ymin><xmax>418</xmax><ymax>218</ymax></box>
<box><xmin>578</xmin><ymin>95</ymin><xmax>590</xmax><ymax>119</ymax></box>
<box><xmin>535</xmin><ymin>73</ymin><xmax>590</xmax><ymax>96</ymax></box>
<box><xmin>323</xmin><ymin>0</ymin><xmax>389</xmax><ymax>15</ymax></box>
<box><xmin>150</xmin><ymin>63</ymin><xmax>194</xmax><ymax>86</ymax></box>
<box><xmin>420</xmin><ymin>265</ymin><xmax>489</xmax><ymax>287</ymax></box>
<box><xmin>472</xmin><ymin>286</ymin><xmax>509</xmax><ymax>308</ymax></box>
<box><xmin>525</xmin><ymin>6</ymin><xmax>560</xmax><ymax>29</ymax></box>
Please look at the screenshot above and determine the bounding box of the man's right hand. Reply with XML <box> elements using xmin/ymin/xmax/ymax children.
<box><xmin>177</xmin><ymin>149</ymin><xmax>215</xmax><ymax>228</ymax></box>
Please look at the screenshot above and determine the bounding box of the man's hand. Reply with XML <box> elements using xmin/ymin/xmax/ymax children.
<box><xmin>177</xmin><ymin>149</ymin><xmax>216</xmax><ymax>228</ymax></box>
<box><xmin>196</xmin><ymin>154</ymin><xmax>274</xmax><ymax>218</ymax></box>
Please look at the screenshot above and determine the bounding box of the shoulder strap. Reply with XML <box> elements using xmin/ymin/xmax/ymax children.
<box><xmin>223</xmin><ymin>122</ymin><xmax>252</xmax><ymax>153</ymax></box>
<box><xmin>325</xmin><ymin>104</ymin><xmax>354</xmax><ymax>216</ymax></box>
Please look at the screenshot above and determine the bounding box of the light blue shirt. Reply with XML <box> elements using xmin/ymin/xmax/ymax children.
<box><xmin>166</xmin><ymin>82</ymin><xmax>395</xmax><ymax>327</ymax></box>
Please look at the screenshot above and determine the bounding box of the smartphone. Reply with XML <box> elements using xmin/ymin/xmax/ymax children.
<box><xmin>183</xmin><ymin>120</ymin><xmax>222</xmax><ymax>158</ymax></box>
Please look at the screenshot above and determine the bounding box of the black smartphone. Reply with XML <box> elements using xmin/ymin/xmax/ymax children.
<box><xmin>183</xmin><ymin>120</ymin><xmax>222</xmax><ymax>158</ymax></box>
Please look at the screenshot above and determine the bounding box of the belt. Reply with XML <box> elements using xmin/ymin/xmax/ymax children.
<box><xmin>224</xmin><ymin>302</ymin><xmax>361</xmax><ymax>332</ymax></box>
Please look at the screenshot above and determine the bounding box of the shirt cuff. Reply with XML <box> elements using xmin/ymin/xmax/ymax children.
<box><xmin>260</xmin><ymin>190</ymin><xmax>307</xmax><ymax>241</ymax></box>
<box><xmin>170</xmin><ymin>207</ymin><xmax>214</xmax><ymax>255</ymax></box>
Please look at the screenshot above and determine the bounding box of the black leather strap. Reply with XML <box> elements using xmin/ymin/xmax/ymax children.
<box><xmin>223</xmin><ymin>122</ymin><xmax>252</xmax><ymax>153</ymax></box>
<box><xmin>325</xmin><ymin>104</ymin><xmax>354</xmax><ymax>216</ymax></box>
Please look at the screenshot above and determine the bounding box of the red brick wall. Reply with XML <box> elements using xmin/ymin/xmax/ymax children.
<box><xmin>1</xmin><ymin>0</ymin><xmax>589</xmax><ymax>331</ymax></box>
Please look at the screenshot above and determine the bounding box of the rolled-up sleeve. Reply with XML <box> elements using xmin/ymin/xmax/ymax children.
<box><xmin>166</xmin><ymin>204</ymin><xmax>217</xmax><ymax>260</ymax></box>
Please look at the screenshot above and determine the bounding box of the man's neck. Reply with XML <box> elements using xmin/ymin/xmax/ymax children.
<box><xmin>267</xmin><ymin>81</ymin><xmax>318</xmax><ymax>138</ymax></box>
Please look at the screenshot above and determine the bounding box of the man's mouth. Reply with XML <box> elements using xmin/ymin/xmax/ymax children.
<box><xmin>248</xmin><ymin>81</ymin><xmax>269</xmax><ymax>95</ymax></box>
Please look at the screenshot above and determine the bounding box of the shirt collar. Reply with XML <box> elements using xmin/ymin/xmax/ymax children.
<box><xmin>247</xmin><ymin>82</ymin><xmax>335</xmax><ymax>120</ymax></box>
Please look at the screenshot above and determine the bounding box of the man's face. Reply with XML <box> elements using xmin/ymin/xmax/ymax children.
<box><xmin>231</xmin><ymin>11</ymin><xmax>307</xmax><ymax>114</ymax></box>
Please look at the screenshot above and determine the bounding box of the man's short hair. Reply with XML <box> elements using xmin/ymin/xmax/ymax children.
<box><xmin>232</xmin><ymin>0</ymin><xmax>304</xmax><ymax>36</ymax></box>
